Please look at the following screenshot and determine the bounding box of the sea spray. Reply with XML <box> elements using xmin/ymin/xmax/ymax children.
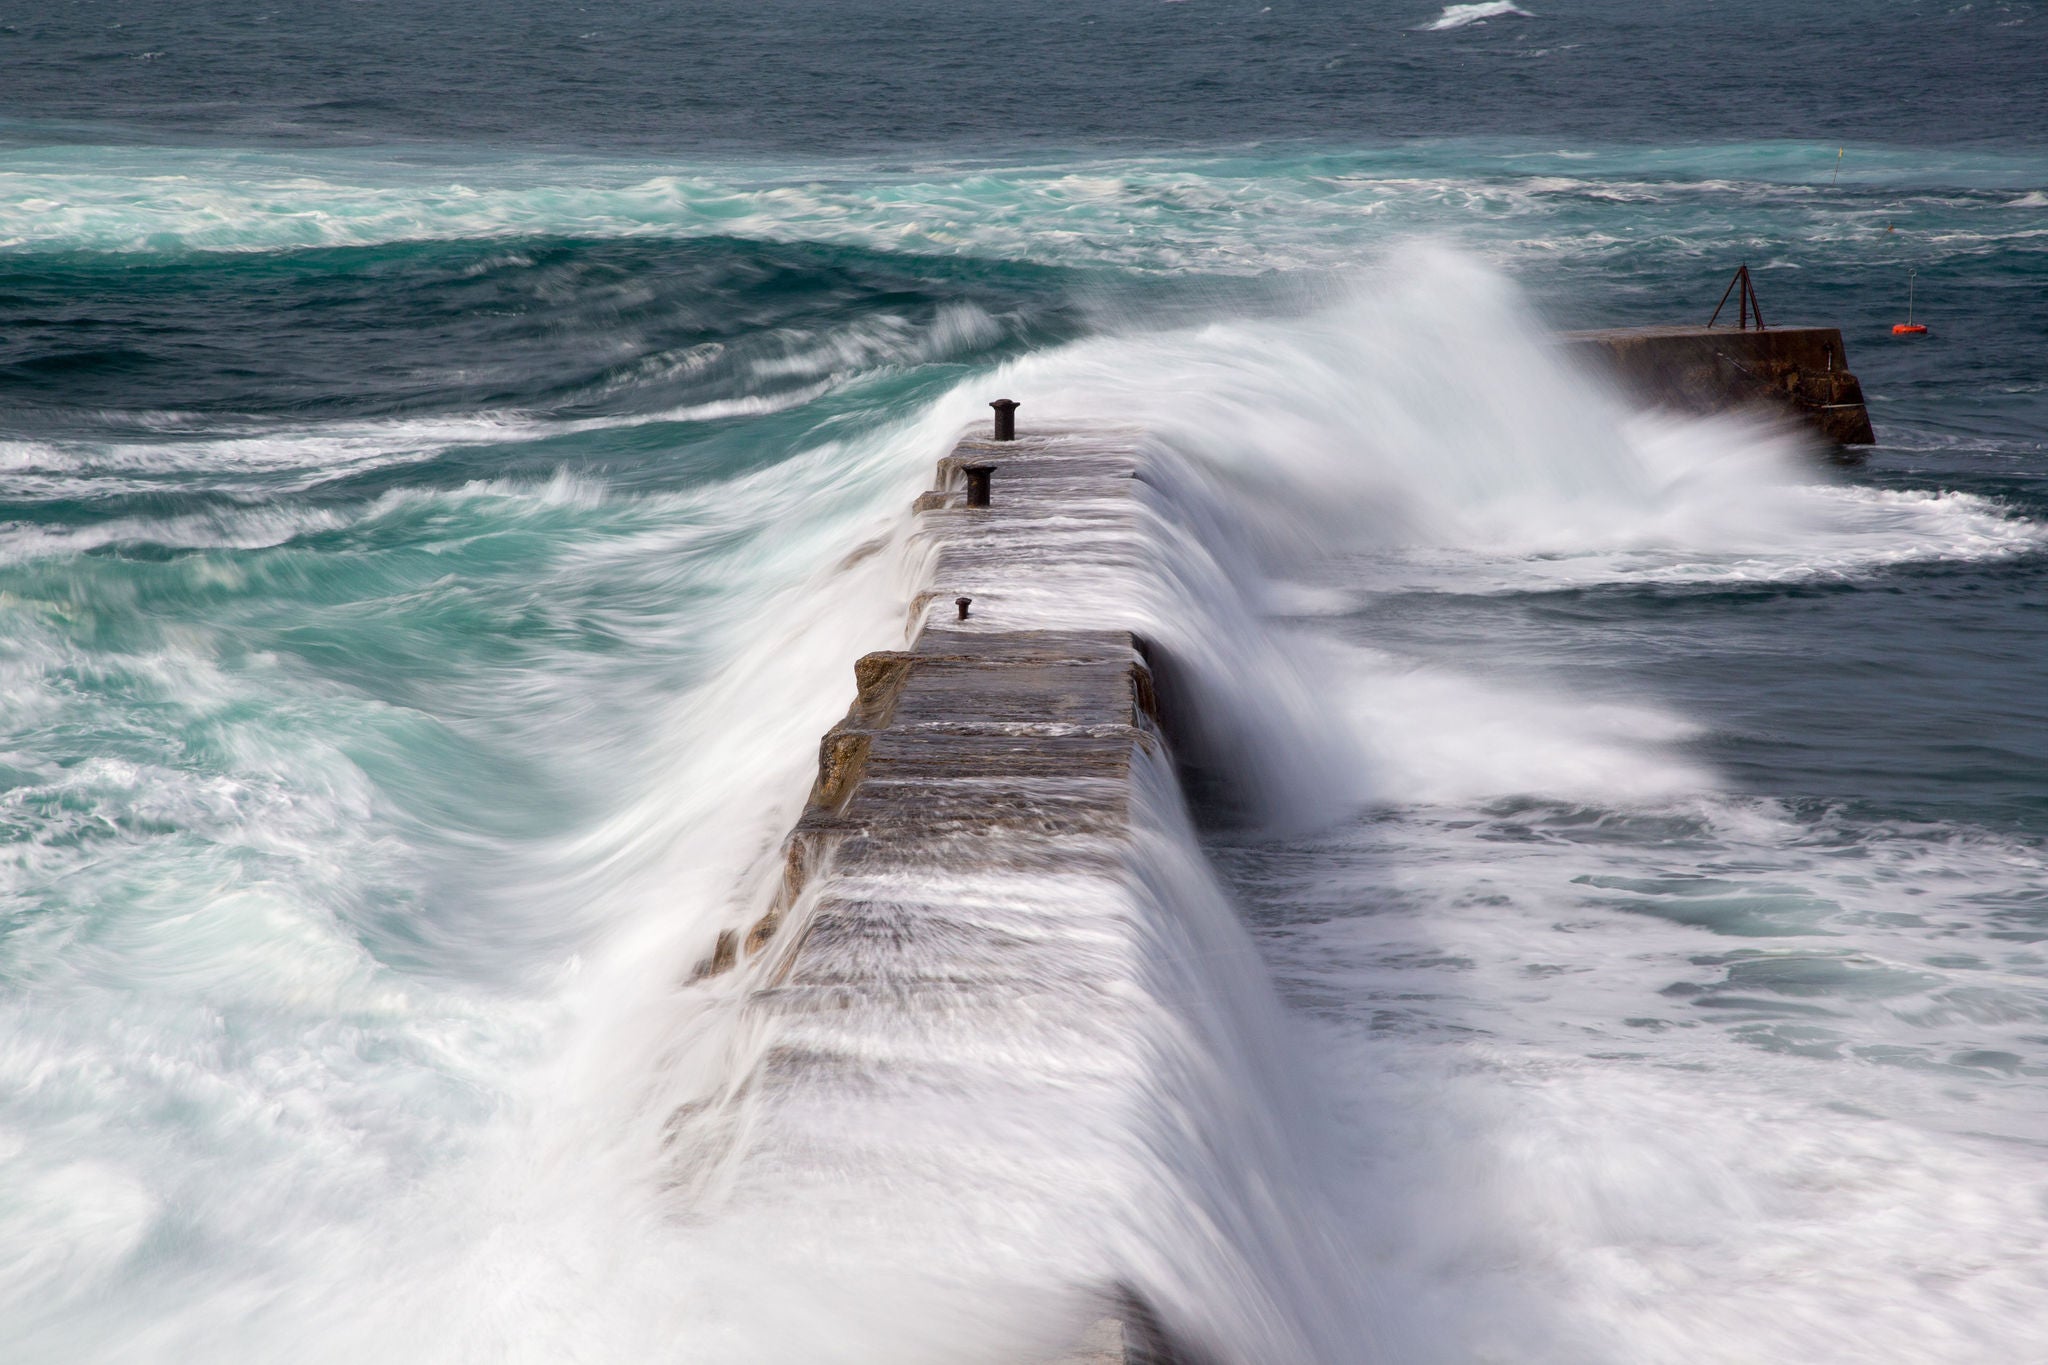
<box><xmin>592</xmin><ymin>408</ymin><xmax>1395</xmax><ymax>1362</ymax></box>
<box><xmin>538</xmin><ymin>249</ymin><xmax>2048</xmax><ymax>1362</ymax></box>
<box><xmin>0</xmin><ymin>411</ymin><xmax>941</xmax><ymax>1361</ymax></box>
<box><xmin>0</xmin><ymin>139</ymin><xmax>2043</xmax><ymax>1362</ymax></box>
<box><xmin>1418</xmin><ymin>3</ymin><xmax>1535</xmax><ymax>33</ymax></box>
<box><xmin>5</xmin><ymin>0</ymin><xmax>2048</xmax><ymax>1352</ymax></box>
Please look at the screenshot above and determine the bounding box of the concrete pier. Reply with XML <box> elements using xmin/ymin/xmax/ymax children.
<box><xmin>1562</xmin><ymin>324</ymin><xmax>1877</xmax><ymax>449</ymax></box>
<box><xmin>723</xmin><ymin>424</ymin><xmax>1160</xmax><ymax>974</ymax></box>
<box><xmin>703</xmin><ymin>420</ymin><xmax>1189</xmax><ymax>1364</ymax></box>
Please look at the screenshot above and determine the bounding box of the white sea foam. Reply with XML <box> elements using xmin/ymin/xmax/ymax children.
<box><xmin>1242</xmin><ymin>781</ymin><xmax>2048</xmax><ymax>1363</ymax></box>
<box><xmin>0</xmin><ymin>385</ymin><xmax>1374</xmax><ymax>1361</ymax></box>
<box><xmin>6</xmin><ymin>142</ymin><xmax>2045</xmax><ymax>291</ymax></box>
<box><xmin>1004</xmin><ymin>249</ymin><xmax>2047</xmax><ymax>1361</ymax></box>
<box><xmin>922</xmin><ymin>250</ymin><xmax>2047</xmax><ymax>1358</ymax></box>
<box><xmin>1419</xmin><ymin>1</ymin><xmax>1534</xmax><ymax>31</ymax></box>
<box><xmin>3</xmin><ymin>238</ymin><xmax>2044</xmax><ymax>1362</ymax></box>
<box><xmin>974</xmin><ymin>246</ymin><xmax>2046</xmax><ymax>592</ymax></box>
<box><xmin>0</xmin><ymin>293</ymin><xmax>996</xmax><ymax>508</ymax></box>
<box><xmin>0</xmin><ymin>394</ymin><xmax>820</xmax><ymax>503</ymax></box>
<box><xmin>0</xmin><ymin>407</ymin><xmax>943</xmax><ymax>1361</ymax></box>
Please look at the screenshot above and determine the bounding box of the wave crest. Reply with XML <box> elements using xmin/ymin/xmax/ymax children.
<box><xmin>1419</xmin><ymin>2</ymin><xmax>1534</xmax><ymax>32</ymax></box>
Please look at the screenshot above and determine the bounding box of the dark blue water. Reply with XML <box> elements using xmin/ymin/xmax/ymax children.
<box><xmin>7</xmin><ymin>0</ymin><xmax>2044</xmax><ymax>151</ymax></box>
<box><xmin>2</xmin><ymin>2</ymin><xmax>2045</xmax><ymax>1361</ymax></box>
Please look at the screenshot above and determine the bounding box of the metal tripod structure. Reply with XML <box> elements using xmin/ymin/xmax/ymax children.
<box><xmin>1708</xmin><ymin>263</ymin><xmax>1767</xmax><ymax>330</ymax></box>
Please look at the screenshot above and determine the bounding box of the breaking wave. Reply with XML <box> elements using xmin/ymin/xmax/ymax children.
<box><xmin>1418</xmin><ymin>2</ymin><xmax>1534</xmax><ymax>32</ymax></box>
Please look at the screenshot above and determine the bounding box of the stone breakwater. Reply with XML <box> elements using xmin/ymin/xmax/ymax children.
<box><xmin>697</xmin><ymin>421</ymin><xmax>1199</xmax><ymax>1364</ymax></box>
<box><xmin>706</xmin><ymin>424</ymin><xmax>1162</xmax><ymax>986</ymax></box>
<box><xmin>1562</xmin><ymin>324</ymin><xmax>1878</xmax><ymax>450</ymax></box>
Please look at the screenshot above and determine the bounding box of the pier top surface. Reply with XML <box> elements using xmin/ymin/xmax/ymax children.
<box><xmin>722</xmin><ymin>423</ymin><xmax>1170</xmax><ymax>1362</ymax></box>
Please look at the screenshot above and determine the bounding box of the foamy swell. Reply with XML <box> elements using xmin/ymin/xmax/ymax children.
<box><xmin>597</xmin><ymin>419</ymin><xmax>1382</xmax><ymax>1364</ymax></box>
<box><xmin>619</xmin><ymin>252</ymin><xmax>2044</xmax><ymax>1363</ymax></box>
<box><xmin>5</xmin><ymin>233</ymin><xmax>2039</xmax><ymax>1364</ymax></box>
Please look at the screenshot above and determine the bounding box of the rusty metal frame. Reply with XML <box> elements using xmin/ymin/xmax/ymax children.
<box><xmin>1708</xmin><ymin>263</ymin><xmax>1767</xmax><ymax>330</ymax></box>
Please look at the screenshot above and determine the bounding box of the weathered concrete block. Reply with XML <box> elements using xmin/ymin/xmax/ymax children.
<box><xmin>692</xmin><ymin>424</ymin><xmax>1206</xmax><ymax>1365</ymax></box>
<box><xmin>1562</xmin><ymin>324</ymin><xmax>1877</xmax><ymax>448</ymax></box>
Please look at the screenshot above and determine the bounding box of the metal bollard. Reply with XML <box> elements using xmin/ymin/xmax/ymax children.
<box><xmin>955</xmin><ymin>596</ymin><xmax>973</xmax><ymax>621</ymax></box>
<box><xmin>963</xmin><ymin>463</ymin><xmax>995</xmax><ymax>507</ymax></box>
<box><xmin>989</xmin><ymin>398</ymin><xmax>1019</xmax><ymax>441</ymax></box>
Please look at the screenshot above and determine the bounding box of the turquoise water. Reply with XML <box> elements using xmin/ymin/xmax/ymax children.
<box><xmin>4</xmin><ymin>3</ymin><xmax>2048</xmax><ymax>1357</ymax></box>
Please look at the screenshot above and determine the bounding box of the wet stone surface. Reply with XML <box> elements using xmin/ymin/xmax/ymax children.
<box><xmin>716</xmin><ymin>427</ymin><xmax>1170</xmax><ymax>1362</ymax></box>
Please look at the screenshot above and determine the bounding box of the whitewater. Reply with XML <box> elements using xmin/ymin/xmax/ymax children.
<box><xmin>3</xmin><ymin>127</ymin><xmax>2047</xmax><ymax>1365</ymax></box>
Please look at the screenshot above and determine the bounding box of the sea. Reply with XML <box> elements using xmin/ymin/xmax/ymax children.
<box><xmin>2</xmin><ymin>1</ymin><xmax>2045</xmax><ymax>1361</ymax></box>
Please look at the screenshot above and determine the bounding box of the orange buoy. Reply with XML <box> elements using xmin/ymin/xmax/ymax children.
<box><xmin>1893</xmin><ymin>267</ymin><xmax>1928</xmax><ymax>335</ymax></box>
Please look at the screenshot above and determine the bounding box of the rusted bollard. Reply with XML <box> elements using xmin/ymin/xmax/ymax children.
<box><xmin>963</xmin><ymin>464</ymin><xmax>995</xmax><ymax>508</ymax></box>
<box><xmin>955</xmin><ymin>596</ymin><xmax>973</xmax><ymax>621</ymax></box>
<box><xmin>989</xmin><ymin>398</ymin><xmax>1019</xmax><ymax>441</ymax></box>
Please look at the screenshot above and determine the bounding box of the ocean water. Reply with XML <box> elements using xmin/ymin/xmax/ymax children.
<box><xmin>3</xmin><ymin>3</ymin><xmax>2047</xmax><ymax>1362</ymax></box>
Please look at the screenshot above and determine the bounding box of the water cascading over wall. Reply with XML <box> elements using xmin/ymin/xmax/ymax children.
<box><xmin>661</xmin><ymin>420</ymin><xmax>1380</xmax><ymax>1365</ymax></box>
